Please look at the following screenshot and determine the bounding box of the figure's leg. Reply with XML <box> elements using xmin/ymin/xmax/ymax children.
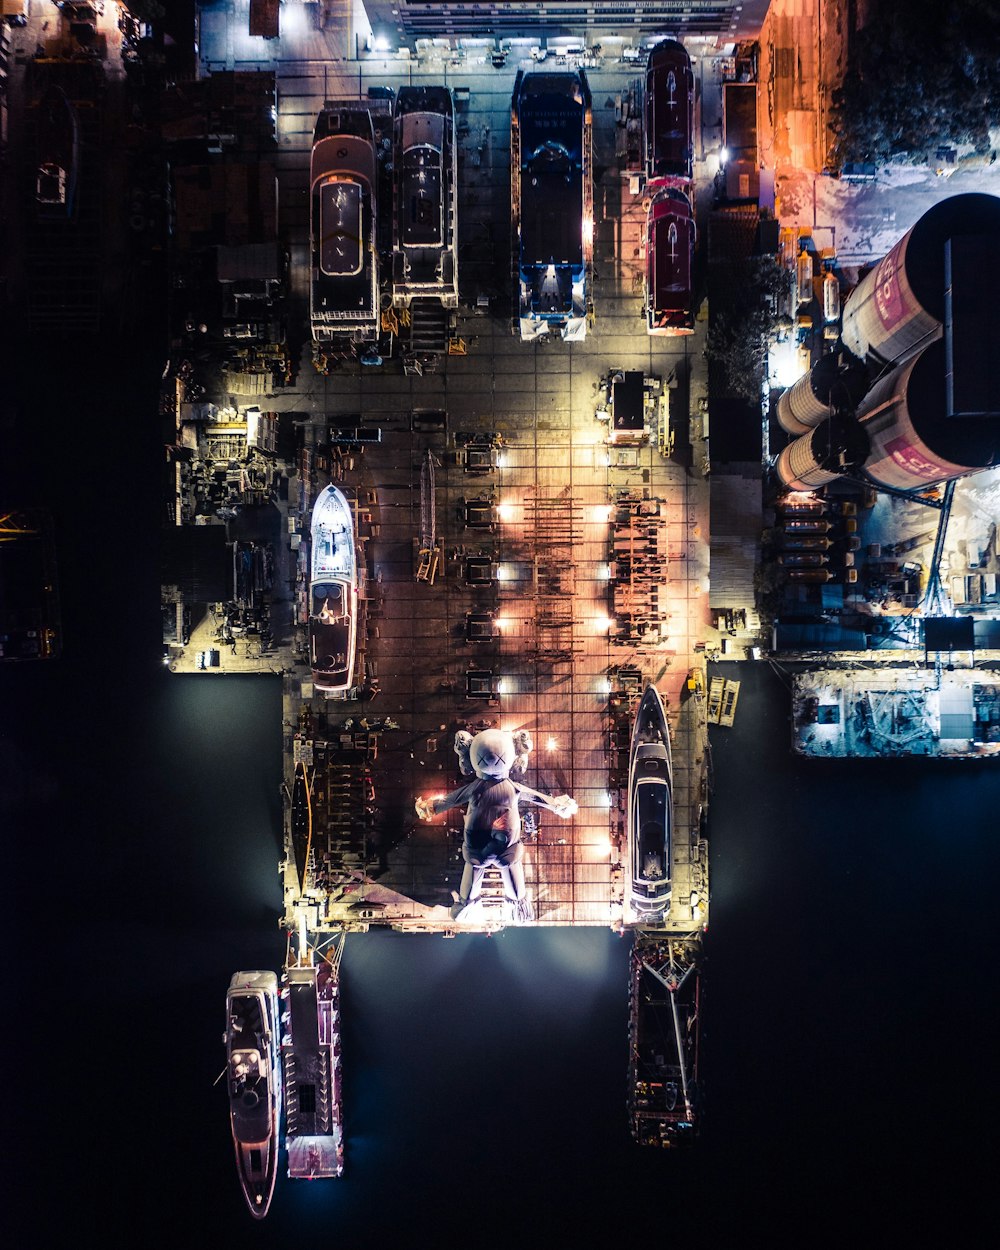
<box><xmin>451</xmin><ymin>842</ymin><xmax>481</xmax><ymax>918</ymax></box>
<box><xmin>498</xmin><ymin>839</ymin><xmax>526</xmax><ymax>901</ymax></box>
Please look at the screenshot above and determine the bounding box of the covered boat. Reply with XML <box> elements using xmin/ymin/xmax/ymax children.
<box><xmin>644</xmin><ymin>39</ymin><xmax>695</xmax><ymax>184</ymax></box>
<box><xmin>645</xmin><ymin>187</ymin><xmax>695</xmax><ymax>335</ymax></box>
<box><xmin>626</xmin><ymin>684</ymin><xmax>673</xmax><ymax>918</ymax></box>
<box><xmin>309</xmin><ymin>485</ymin><xmax>358</xmax><ymax>693</ymax></box>
<box><xmin>224</xmin><ymin>971</ymin><xmax>282</xmax><ymax>1219</ymax></box>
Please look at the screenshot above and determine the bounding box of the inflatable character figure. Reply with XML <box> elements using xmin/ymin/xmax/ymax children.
<box><xmin>415</xmin><ymin>728</ymin><xmax>577</xmax><ymax>922</ymax></box>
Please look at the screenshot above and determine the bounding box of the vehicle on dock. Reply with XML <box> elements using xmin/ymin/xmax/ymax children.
<box><xmin>282</xmin><ymin>939</ymin><xmax>345</xmax><ymax>1180</ymax></box>
<box><xmin>33</xmin><ymin>85</ymin><xmax>79</xmax><ymax>219</ymax></box>
<box><xmin>309</xmin><ymin>485</ymin><xmax>358</xmax><ymax>694</ymax></box>
<box><xmin>511</xmin><ymin>69</ymin><xmax>593</xmax><ymax>341</ymax></box>
<box><xmin>310</xmin><ymin>104</ymin><xmax>379</xmax><ymax>347</ymax></box>
<box><xmin>644</xmin><ymin>186</ymin><xmax>695</xmax><ymax>335</ymax></box>
<box><xmin>392</xmin><ymin>86</ymin><xmax>458</xmax><ymax>310</ymax></box>
<box><xmin>626</xmin><ymin>684</ymin><xmax>673</xmax><ymax>919</ymax></box>
<box><xmin>224</xmin><ymin>971</ymin><xmax>282</xmax><ymax>1219</ymax></box>
<box><xmin>290</xmin><ymin>762</ymin><xmax>313</xmax><ymax>894</ymax></box>
<box><xmin>644</xmin><ymin>40</ymin><xmax>694</xmax><ymax>185</ymax></box>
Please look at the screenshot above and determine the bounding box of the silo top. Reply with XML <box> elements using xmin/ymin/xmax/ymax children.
<box><xmin>892</xmin><ymin>193</ymin><xmax>1000</xmax><ymax>321</ymax></box>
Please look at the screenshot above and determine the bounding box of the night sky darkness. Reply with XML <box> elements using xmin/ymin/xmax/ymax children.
<box><xmin>5</xmin><ymin>340</ymin><xmax>1000</xmax><ymax>1242</ymax></box>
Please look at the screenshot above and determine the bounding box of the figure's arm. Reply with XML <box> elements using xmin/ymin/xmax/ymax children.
<box><xmin>415</xmin><ymin>780</ymin><xmax>477</xmax><ymax>821</ymax></box>
<box><xmin>513</xmin><ymin>782</ymin><xmax>578</xmax><ymax>818</ymax></box>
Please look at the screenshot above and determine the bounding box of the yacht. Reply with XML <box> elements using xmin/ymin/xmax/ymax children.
<box><xmin>224</xmin><ymin>971</ymin><xmax>282</xmax><ymax>1219</ymax></box>
<box><xmin>626</xmin><ymin>684</ymin><xmax>673</xmax><ymax>918</ymax></box>
<box><xmin>309</xmin><ymin>485</ymin><xmax>358</xmax><ymax>693</ymax></box>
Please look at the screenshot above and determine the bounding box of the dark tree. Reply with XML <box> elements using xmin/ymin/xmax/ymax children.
<box><xmin>830</xmin><ymin>0</ymin><xmax>1000</xmax><ymax>166</ymax></box>
<box><xmin>706</xmin><ymin>255</ymin><xmax>791</xmax><ymax>404</ymax></box>
<box><xmin>122</xmin><ymin>0</ymin><xmax>166</xmax><ymax>21</ymax></box>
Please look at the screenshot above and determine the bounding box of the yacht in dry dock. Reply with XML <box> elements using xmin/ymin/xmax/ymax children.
<box><xmin>309</xmin><ymin>104</ymin><xmax>378</xmax><ymax>346</ymax></box>
<box><xmin>224</xmin><ymin>971</ymin><xmax>282</xmax><ymax>1219</ymax></box>
<box><xmin>626</xmin><ymin>684</ymin><xmax>673</xmax><ymax>919</ymax></box>
<box><xmin>644</xmin><ymin>187</ymin><xmax>695</xmax><ymax>335</ymax></box>
<box><xmin>309</xmin><ymin>485</ymin><xmax>358</xmax><ymax>693</ymax></box>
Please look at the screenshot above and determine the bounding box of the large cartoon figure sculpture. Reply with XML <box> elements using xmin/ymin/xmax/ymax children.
<box><xmin>416</xmin><ymin>728</ymin><xmax>577</xmax><ymax>922</ymax></box>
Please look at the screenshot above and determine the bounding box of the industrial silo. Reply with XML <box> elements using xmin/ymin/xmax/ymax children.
<box><xmin>857</xmin><ymin>340</ymin><xmax>999</xmax><ymax>490</ymax></box>
<box><xmin>776</xmin><ymin>352</ymin><xmax>868</xmax><ymax>435</ymax></box>
<box><xmin>776</xmin><ymin>413</ymin><xmax>870</xmax><ymax>491</ymax></box>
<box><xmin>840</xmin><ymin>193</ymin><xmax>1000</xmax><ymax>367</ymax></box>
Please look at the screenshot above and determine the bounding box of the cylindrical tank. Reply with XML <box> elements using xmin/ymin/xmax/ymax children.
<box><xmin>782</xmin><ymin>519</ymin><xmax>832</xmax><ymax>534</ymax></box>
<box><xmin>857</xmin><ymin>340</ymin><xmax>999</xmax><ymax>491</ymax></box>
<box><xmin>796</xmin><ymin>250</ymin><xmax>814</xmax><ymax>305</ymax></box>
<box><xmin>779</xmin><ymin>535</ymin><xmax>833</xmax><ymax>551</ymax></box>
<box><xmin>776</xmin><ymin>352</ymin><xmax>869</xmax><ymax>435</ymax></box>
<box><xmin>776</xmin><ymin>414</ymin><xmax>870</xmax><ymax>491</ymax></box>
<box><xmin>823</xmin><ymin>271</ymin><xmax>841</xmax><ymax>324</ymax></box>
<box><xmin>840</xmin><ymin>193</ymin><xmax>1000</xmax><ymax>366</ymax></box>
<box><xmin>786</xmin><ymin>568</ymin><xmax>835</xmax><ymax>583</ymax></box>
<box><xmin>774</xmin><ymin>494</ymin><xmax>826</xmax><ymax>515</ymax></box>
<box><xmin>778</xmin><ymin>552</ymin><xmax>828</xmax><ymax>567</ymax></box>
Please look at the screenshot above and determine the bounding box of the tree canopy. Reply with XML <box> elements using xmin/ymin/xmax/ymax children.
<box><xmin>830</xmin><ymin>0</ymin><xmax>1000</xmax><ymax>166</ymax></box>
<box><xmin>706</xmin><ymin>255</ymin><xmax>791</xmax><ymax>404</ymax></box>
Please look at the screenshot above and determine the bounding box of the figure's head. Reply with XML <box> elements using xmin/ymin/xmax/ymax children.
<box><xmin>470</xmin><ymin>729</ymin><xmax>516</xmax><ymax>779</ymax></box>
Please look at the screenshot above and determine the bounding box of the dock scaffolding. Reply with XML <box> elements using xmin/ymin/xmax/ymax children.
<box><xmin>511</xmin><ymin>489</ymin><xmax>585</xmax><ymax>664</ymax></box>
<box><xmin>628</xmin><ymin>934</ymin><xmax>702</xmax><ymax>1148</ymax></box>
<box><xmin>610</xmin><ymin>492</ymin><xmax>671</xmax><ymax>644</ymax></box>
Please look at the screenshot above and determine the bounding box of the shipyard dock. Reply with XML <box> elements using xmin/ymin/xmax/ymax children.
<box><xmin>156</xmin><ymin>21</ymin><xmax>722</xmax><ymax>938</ymax></box>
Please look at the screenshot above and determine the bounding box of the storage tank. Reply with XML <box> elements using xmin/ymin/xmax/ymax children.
<box><xmin>776</xmin><ymin>413</ymin><xmax>869</xmax><ymax>491</ymax></box>
<box><xmin>840</xmin><ymin>193</ymin><xmax>1000</xmax><ymax>366</ymax></box>
<box><xmin>857</xmin><ymin>339</ymin><xmax>999</xmax><ymax>490</ymax></box>
<box><xmin>776</xmin><ymin>352</ymin><xmax>868</xmax><ymax>435</ymax></box>
<box><xmin>823</xmin><ymin>271</ymin><xmax>841</xmax><ymax>324</ymax></box>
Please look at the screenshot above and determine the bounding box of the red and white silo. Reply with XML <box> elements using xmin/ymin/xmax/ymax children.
<box><xmin>857</xmin><ymin>340</ymin><xmax>999</xmax><ymax>490</ymax></box>
<box><xmin>776</xmin><ymin>413</ymin><xmax>870</xmax><ymax>491</ymax></box>
<box><xmin>776</xmin><ymin>352</ymin><xmax>868</xmax><ymax>435</ymax></box>
<box><xmin>841</xmin><ymin>193</ymin><xmax>1000</xmax><ymax>367</ymax></box>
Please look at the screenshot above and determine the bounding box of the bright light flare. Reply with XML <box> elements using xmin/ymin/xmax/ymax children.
<box><xmin>769</xmin><ymin>337</ymin><xmax>810</xmax><ymax>389</ymax></box>
<box><xmin>594</xmin><ymin>615</ymin><xmax>613</xmax><ymax>633</ymax></box>
<box><xmin>546</xmin><ymin>736</ymin><xmax>558</xmax><ymax>751</ymax></box>
<box><xmin>497</xmin><ymin>503</ymin><xmax>516</xmax><ymax>522</ymax></box>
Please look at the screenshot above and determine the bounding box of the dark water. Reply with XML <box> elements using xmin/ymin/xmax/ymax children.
<box><xmin>5</xmin><ymin>354</ymin><xmax>1000</xmax><ymax>1245</ymax></box>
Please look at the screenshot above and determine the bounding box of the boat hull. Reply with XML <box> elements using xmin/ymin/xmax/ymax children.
<box><xmin>225</xmin><ymin>971</ymin><xmax>282</xmax><ymax>1219</ymax></box>
<box><xmin>309</xmin><ymin>486</ymin><xmax>358</xmax><ymax>693</ymax></box>
<box><xmin>291</xmin><ymin>762</ymin><xmax>312</xmax><ymax>894</ymax></box>
<box><xmin>626</xmin><ymin>685</ymin><xmax>673</xmax><ymax>918</ymax></box>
